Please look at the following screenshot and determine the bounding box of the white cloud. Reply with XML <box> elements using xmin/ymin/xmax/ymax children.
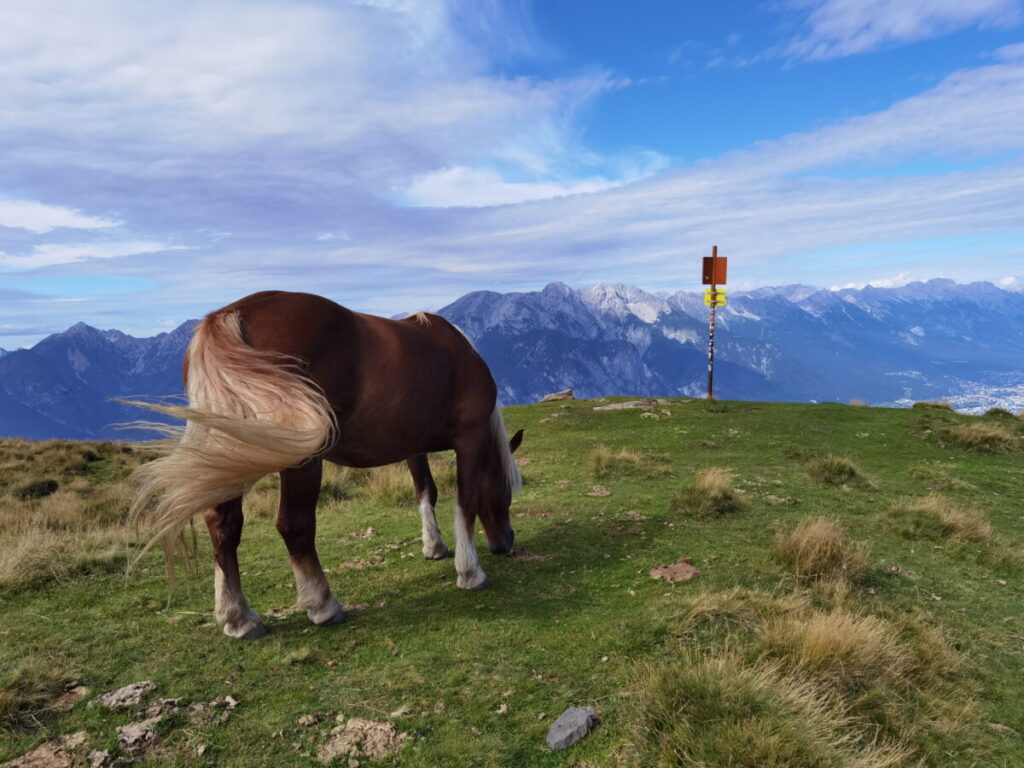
<box><xmin>787</xmin><ymin>0</ymin><xmax>1022</xmax><ymax>60</ymax></box>
<box><xmin>0</xmin><ymin>201</ymin><xmax>119</xmax><ymax>233</ymax></box>
<box><xmin>0</xmin><ymin>0</ymin><xmax>615</xmax><ymax>192</ymax></box>
<box><xmin>999</xmin><ymin>275</ymin><xmax>1023</xmax><ymax>291</ymax></box>
<box><xmin>0</xmin><ymin>241</ymin><xmax>183</xmax><ymax>269</ymax></box>
<box><xmin>402</xmin><ymin>166</ymin><xmax>621</xmax><ymax>208</ymax></box>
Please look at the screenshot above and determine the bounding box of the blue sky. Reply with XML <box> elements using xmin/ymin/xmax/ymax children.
<box><xmin>1</xmin><ymin>0</ymin><xmax>1023</xmax><ymax>348</ymax></box>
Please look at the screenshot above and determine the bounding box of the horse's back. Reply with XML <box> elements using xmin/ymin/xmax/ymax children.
<box><xmin>213</xmin><ymin>292</ymin><xmax>495</xmax><ymax>465</ymax></box>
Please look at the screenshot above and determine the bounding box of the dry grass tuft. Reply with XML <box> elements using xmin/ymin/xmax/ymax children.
<box><xmin>774</xmin><ymin>517</ymin><xmax>867</xmax><ymax>583</ymax></box>
<box><xmin>905</xmin><ymin>465</ymin><xmax>973</xmax><ymax>491</ymax></box>
<box><xmin>590</xmin><ymin>444</ymin><xmax>645</xmax><ymax>477</ymax></box>
<box><xmin>806</xmin><ymin>455</ymin><xmax>868</xmax><ymax>487</ymax></box>
<box><xmin>938</xmin><ymin>422</ymin><xmax>1018</xmax><ymax>453</ymax></box>
<box><xmin>884</xmin><ymin>495</ymin><xmax>992</xmax><ymax>542</ymax></box>
<box><xmin>685</xmin><ymin>587</ymin><xmax>811</xmax><ymax>632</ymax></box>
<box><xmin>761</xmin><ymin>611</ymin><xmax>912</xmax><ymax>687</ymax></box>
<box><xmin>670</xmin><ymin>467</ymin><xmax>747</xmax><ymax>520</ymax></box>
<box><xmin>634</xmin><ymin>653</ymin><xmax>909</xmax><ymax>768</ymax></box>
<box><xmin>0</xmin><ymin>656</ymin><xmax>76</xmax><ymax>731</ymax></box>
<box><xmin>0</xmin><ymin>439</ymin><xmax>147</xmax><ymax>589</ymax></box>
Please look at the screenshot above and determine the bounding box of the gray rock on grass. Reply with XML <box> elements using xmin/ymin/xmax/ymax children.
<box><xmin>92</xmin><ymin>681</ymin><xmax>156</xmax><ymax>710</ymax></box>
<box><xmin>539</xmin><ymin>389</ymin><xmax>575</xmax><ymax>402</ymax></box>
<box><xmin>546</xmin><ymin>706</ymin><xmax>599</xmax><ymax>750</ymax></box>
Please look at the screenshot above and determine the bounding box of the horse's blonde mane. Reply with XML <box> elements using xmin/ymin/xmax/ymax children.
<box><xmin>406</xmin><ymin>311</ymin><xmax>432</xmax><ymax>326</ymax></box>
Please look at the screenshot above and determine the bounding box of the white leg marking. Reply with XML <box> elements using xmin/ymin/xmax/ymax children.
<box><xmin>454</xmin><ymin>502</ymin><xmax>488</xmax><ymax>590</ymax></box>
<box><xmin>420</xmin><ymin>494</ymin><xmax>450</xmax><ymax>559</ymax></box>
<box><xmin>291</xmin><ymin>559</ymin><xmax>343</xmax><ymax>625</ymax></box>
<box><xmin>213</xmin><ymin>563</ymin><xmax>264</xmax><ymax>639</ymax></box>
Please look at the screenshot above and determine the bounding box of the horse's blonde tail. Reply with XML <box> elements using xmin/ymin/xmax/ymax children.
<box><xmin>125</xmin><ymin>310</ymin><xmax>336</xmax><ymax>564</ymax></box>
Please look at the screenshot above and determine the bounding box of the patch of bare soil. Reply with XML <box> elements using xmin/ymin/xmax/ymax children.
<box><xmin>3</xmin><ymin>732</ymin><xmax>100</xmax><ymax>768</ymax></box>
<box><xmin>585</xmin><ymin>486</ymin><xmax>611</xmax><ymax>497</ymax></box>
<box><xmin>649</xmin><ymin>558</ymin><xmax>701</xmax><ymax>582</ymax></box>
<box><xmin>317</xmin><ymin>717</ymin><xmax>406</xmax><ymax>764</ymax></box>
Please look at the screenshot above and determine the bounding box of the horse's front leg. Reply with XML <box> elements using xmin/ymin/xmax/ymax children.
<box><xmin>204</xmin><ymin>497</ymin><xmax>266</xmax><ymax>639</ymax></box>
<box><xmin>277</xmin><ymin>459</ymin><xmax>345</xmax><ymax>626</ymax></box>
<box><xmin>406</xmin><ymin>454</ymin><xmax>450</xmax><ymax>559</ymax></box>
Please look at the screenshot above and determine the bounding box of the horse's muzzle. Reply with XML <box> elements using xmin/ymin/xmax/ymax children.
<box><xmin>490</xmin><ymin>527</ymin><xmax>515</xmax><ymax>555</ymax></box>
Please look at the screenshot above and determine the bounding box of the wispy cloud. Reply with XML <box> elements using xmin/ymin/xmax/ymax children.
<box><xmin>786</xmin><ymin>0</ymin><xmax>1022</xmax><ymax>60</ymax></box>
<box><xmin>0</xmin><ymin>201</ymin><xmax>119</xmax><ymax>234</ymax></box>
<box><xmin>0</xmin><ymin>241</ymin><xmax>183</xmax><ymax>269</ymax></box>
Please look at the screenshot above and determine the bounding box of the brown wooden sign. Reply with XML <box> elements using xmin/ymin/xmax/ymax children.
<box><xmin>702</xmin><ymin>254</ymin><xmax>727</xmax><ymax>285</ymax></box>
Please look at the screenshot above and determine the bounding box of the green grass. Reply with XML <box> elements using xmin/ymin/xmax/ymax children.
<box><xmin>1</xmin><ymin>399</ymin><xmax>1023</xmax><ymax>767</ymax></box>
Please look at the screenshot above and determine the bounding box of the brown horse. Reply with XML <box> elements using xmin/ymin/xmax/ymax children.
<box><xmin>130</xmin><ymin>291</ymin><xmax>523</xmax><ymax>639</ymax></box>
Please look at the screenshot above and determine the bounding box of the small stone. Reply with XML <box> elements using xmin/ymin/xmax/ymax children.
<box><xmin>546</xmin><ymin>706</ymin><xmax>599</xmax><ymax>750</ymax></box>
<box><xmin>117</xmin><ymin>718</ymin><xmax>162</xmax><ymax>751</ymax></box>
<box><xmin>495</xmin><ymin>704</ymin><xmax>508</xmax><ymax>715</ymax></box>
<box><xmin>92</xmin><ymin>681</ymin><xmax>157</xmax><ymax>710</ymax></box>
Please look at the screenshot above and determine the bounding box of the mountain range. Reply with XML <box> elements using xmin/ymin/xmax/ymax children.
<box><xmin>1</xmin><ymin>279</ymin><xmax>1021</xmax><ymax>439</ymax></box>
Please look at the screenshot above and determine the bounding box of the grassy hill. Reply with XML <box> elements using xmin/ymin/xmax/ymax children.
<box><xmin>1</xmin><ymin>398</ymin><xmax>1022</xmax><ymax>767</ymax></box>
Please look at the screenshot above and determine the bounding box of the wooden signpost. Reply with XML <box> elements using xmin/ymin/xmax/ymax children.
<box><xmin>702</xmin><ymin>246</ymin><xmax>728</xmax><ymax>399</ymax></box>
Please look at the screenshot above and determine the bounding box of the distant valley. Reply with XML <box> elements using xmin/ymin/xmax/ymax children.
<box><xmin>1</xmin><ymin>279</ymin><xmax>1022</xmax><ymax>439</ymax></box>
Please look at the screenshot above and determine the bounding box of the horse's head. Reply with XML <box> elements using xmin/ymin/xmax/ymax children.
<box><xmin>479</xmin><ymin>429</ymin><xmax>524</xmax><ymax>555</ymax></box>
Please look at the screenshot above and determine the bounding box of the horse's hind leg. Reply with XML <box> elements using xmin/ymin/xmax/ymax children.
<box><xmin>277</xmin><ymin>459</ymin><xmax>346</xmax><ymax>627</ymax></box>
<box><xmin>203</xmin><ymin>497</ymin><xmax>267</xmax><ymax>639</ymax></box>
<box><xmin>453</xmin><ymin>439</ymin><xmax>489</xmax><ymax>590</ymax></box>
<box><xmin>407</xmin><ymin>454</ymin><xmax>450</xmax><ymax>559</ymax></box>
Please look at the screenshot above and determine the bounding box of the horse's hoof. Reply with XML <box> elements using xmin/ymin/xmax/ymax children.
<box><xmin>316</xmin><ymin>610</ymin><xmax>347</xmax><ymax>627</ymax></box>
<box><xmin>458</xmin><ymin>575</ymin><xmax>490</xmax><ymax>590</ymax></box>
<box><xmin>423</xmin><ymin>545</ymin><xmax>452</xmax><ymax>560</ymax></box>
<box><xmin>240</xmin><ymin>624</ymin><xmax>269</xmax><ymax>640</ymax></box>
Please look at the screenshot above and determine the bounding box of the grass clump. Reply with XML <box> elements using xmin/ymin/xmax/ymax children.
<box><xmin>670</xmin><ymin>467</ymin><xmax>746</xmax><ymax>520</ymax></box>
<box><xmin>635</xmin><ymin>653</ymin><xmax>908</xmax><ymax>768</ymax></box>
<box><xmin>774</xmin><ymin>517</ymin><xmax>867</xmax><ymax>583</ymax></box>
<box><xmin>685</xmin><ymin>587</ymin><xmax>811</xmax><ymax>633</ymax></box>
<box><xmin>806</xmin><ymin>455</ymin><xmax>868</xmax><ymax>487</ymax></box>
<box><xmin>0</xmin><ymin>657</ymin><xmax>75</xmax><ymax>731</ymax></box>
<box><xmin>912</xmin><ymin>401</ymin><xmax>953</xmax><ymax>411</ymax></box>
<box><xmin>884</xmin><ymin>495</ymin><xmax>991</xmax><ymax>542</ymax></box>
<box><xmin>938</xmin><ymin>422</ymin><xmax>1018</xmax><ymax>453</ymax></box>
<box><xmin>590</xmin><ymin>444</ymin><xmax>644</xmax><ymax>477</ymax></box>
<box><xmin>983</xmin><ymin>407</ymin><xmax>1015</xmax><ymax>418</ymax></box>
<box><xmin>761</xmin><ymin>611</ymin><xmax>911</xmax><ymax>687</ymax></box>
<box><xmin>906</xmin><ymin>465</ymin><xmax>972</xmax><ymax>491</ymax></box>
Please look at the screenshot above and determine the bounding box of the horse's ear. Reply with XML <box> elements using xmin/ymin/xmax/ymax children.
<box><xmin>509</xmin><ymin>428</ymin><xmax>524</xmax><ymax>454</ymax></box>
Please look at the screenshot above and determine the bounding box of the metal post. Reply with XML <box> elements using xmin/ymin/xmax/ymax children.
<box><xmin>706</xmin><ymin>245</ymin><xmax>718</xmax><ymax>400</ymax></box>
